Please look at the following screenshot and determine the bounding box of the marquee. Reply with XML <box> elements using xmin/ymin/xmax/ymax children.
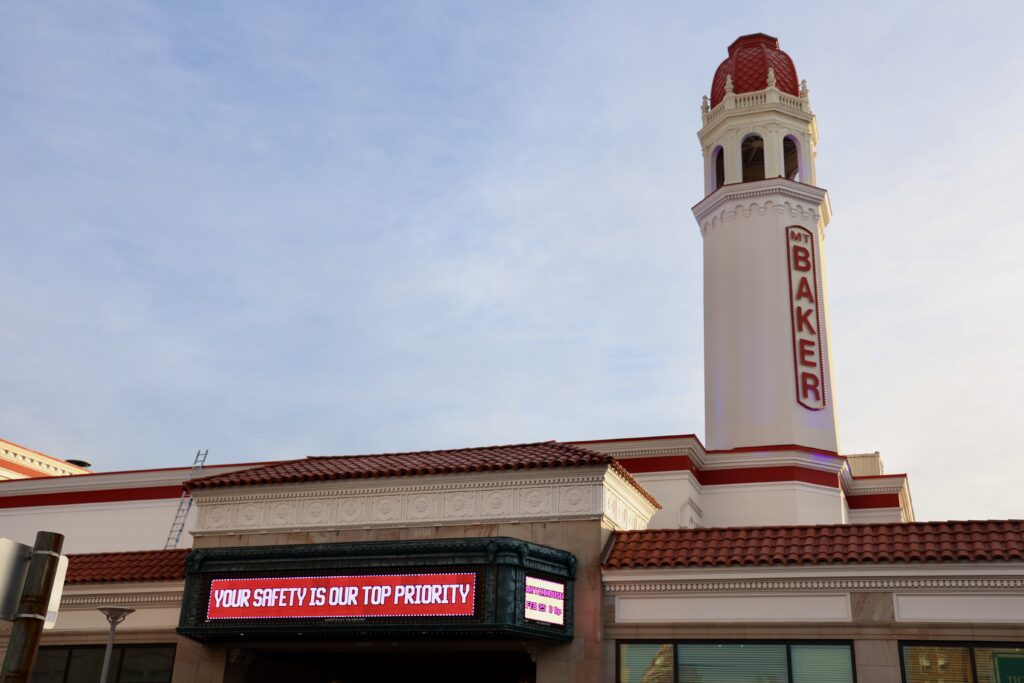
<box><xmin>177</xmin><ymin>537</ymin><xmax>575</xmax><ymax>642</ymax></box>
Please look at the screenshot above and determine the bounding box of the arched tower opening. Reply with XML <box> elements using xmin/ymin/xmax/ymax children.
<box><xmin>741</xmin><ymin>134</ymin><xmax>765</xmax><ymax>182</ymax></box>
<box><xmin>713</xmin><ymin>146</ymin><xmax>725</xmax><ymax>191</ymax></box>
<box><xmin>783</xmin><ymin>135</ymin><xmax>800</xmax><ymax>181</ymax></box>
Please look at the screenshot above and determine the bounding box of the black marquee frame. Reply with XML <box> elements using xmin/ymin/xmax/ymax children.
<box><xmin>177</xmin><ymin>537</ymin><xmax>575</xmax><ymax>643</ymax></box>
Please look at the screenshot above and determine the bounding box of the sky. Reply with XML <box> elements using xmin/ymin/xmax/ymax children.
<box><xmin>1</xmin><ymin>1</ymin><xmax>1022</xmax><ymax>521</ymax></box>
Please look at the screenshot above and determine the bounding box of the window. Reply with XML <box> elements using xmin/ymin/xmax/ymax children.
<box><xmin>713</xmin><ymin>146</ymin><xmax>725</xmax><ymax>190</ymax></box>
<box><xmin>31</xmin><ymin>645</ymin><xmax>175</xmax><ymax>683</ymax></box>
<box><xmin>618</xmin><ymin>641</ymin><xmax>854</xmax><ymax>683</ymax></box>
<box><xmin>902</xmin><ymin>643</ymin><xmax>1024</xmax><ymax>683</ymax></box>
<box><xmin>619</xmin><ymin>643</ymin><xmax>673</xmax><ymax>683</ymax></box>
<box><xmin>784</xmin><ymin>136</ymin><xmax>800</xmax><ymax>181</ymax></box>
<box><xmin>741</xmin><ymin>134</ymin><xmax>765</xmax><ymax>182</ymax></box>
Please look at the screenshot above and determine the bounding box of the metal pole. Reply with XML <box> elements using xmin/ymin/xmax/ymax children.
<box><xmin>0</xmin><ymin>531</ymin><xmax>64</xmax><ymax>683</ymax></box>
<box><xmin>97</xmin><ymin>607</ymin><xmax>133</xmax><ymax>683</ymax></box>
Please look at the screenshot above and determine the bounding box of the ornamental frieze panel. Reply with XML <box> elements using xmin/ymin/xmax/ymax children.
<box><xmin>193</xmin><ymin>470</ymin><xmax>656</xmax><ymax>536</ymax></box>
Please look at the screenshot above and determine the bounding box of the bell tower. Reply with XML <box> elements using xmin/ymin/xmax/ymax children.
<box><xmin>693</xmin><ymin>34</ymin><xmax>838</xmax><ymax>453</ymax></box>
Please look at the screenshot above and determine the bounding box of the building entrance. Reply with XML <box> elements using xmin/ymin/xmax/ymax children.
<box><xmin>225</xmin><ymin>648</ymin><xmax>536</xmax><ymax>683</ymax></box>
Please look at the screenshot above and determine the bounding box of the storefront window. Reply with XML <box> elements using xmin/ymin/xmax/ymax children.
<box><xmin>791</xmin><ymin>644</ymin><xmax>856</xmax><ymax>683</ymax></box>
<box><xmin>976</xmin><ymin>647</ymin><xmax>1024</xmax><ymax>683</ymax></box>
<box><xmin>31</xmin><ymin>645</ymin><xmax>175</xmax><ymax>683</ymax></box>
<box><xmin>678</xmin><ymin>643</ymin><xmax>787</xmax><ymax>682</ymax></box>
<box><xmin>902</xmin><ymin>643</ymin><xmax>1024</xmax><ymax>683</ymax></box>
<box><xmin>619</xmin><ymin>643</ymin><xmax>673</xmax><ymax>683</ymax></box>
<box><xmin>618</xmin><ymin>642</ymin><xmax>854</xmax><ymax>683</ymax></box>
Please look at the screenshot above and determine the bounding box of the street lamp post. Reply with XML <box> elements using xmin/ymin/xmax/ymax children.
<box><xmin>97</xmin><ymin>606</ymin><xmax>134</xmax><ymax>683</ymax></box>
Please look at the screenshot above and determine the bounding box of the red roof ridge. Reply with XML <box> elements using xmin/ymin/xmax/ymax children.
<box><xmin>604</xmin><ymin>520</ymin><xmax>1024</xmax><ymax>569</ymax></box>
<box><xmin>302</xmin><ymin>440</ymin><xmax>561</xmax><ymax>461</ymax></box>
<box><xmin>66</xmin><ymin>548</ymin><xmax>190</xmax><ymax>584</ymax></box>
<box><xmin>186</xmin><ymin>441</ymin><xmax>661</xmax><ymax>509</ymax></box>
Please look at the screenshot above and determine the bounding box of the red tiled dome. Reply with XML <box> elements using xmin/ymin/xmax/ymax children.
<box><xmin>710</xmin><ymin>33</ymin><xmax>799</xmax><ymax>108</ymax></box>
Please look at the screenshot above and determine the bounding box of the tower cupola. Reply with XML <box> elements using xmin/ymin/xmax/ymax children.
<box><xmin>710</xmin><ymin>33</ymin><xmax>799</xmax><ymax>107</ymax></box>
<box><xmin>698</xmin><ymin>33</ymin><xmax>819</xmax><ymax>197</ymax></box>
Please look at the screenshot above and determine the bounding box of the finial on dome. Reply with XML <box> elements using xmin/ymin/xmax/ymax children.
<box><xmin>725</xmin><ymin>75</ymin><xmax>734</xmax><ymax>94</ymax></box>
<box><xmin>701</xmin><ymin>95</ymin><xmax>709</xmax><ymax>113</ymax></box>
<box><xmin>767</xmin><ymin>67</ymin><xmax>776</xmax><ymax>88</ymax></box>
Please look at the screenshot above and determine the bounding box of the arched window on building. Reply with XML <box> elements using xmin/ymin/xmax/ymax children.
<box><xmin>713</xmin><ymin>146</ymin><xmax>725</xmax><ymax>190</ymax></box>
<box><xmin>783</xmin><ymin>136</ymin><xmax>800</xmax><ymax>181</ymax></box>
<box><xmin>741</xmin><ymin>134</ymin><xmax>765</xmax><ymax>182</ymax></box>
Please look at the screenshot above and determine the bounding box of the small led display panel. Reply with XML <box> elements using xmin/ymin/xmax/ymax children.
<box><xmin>524</xmin><ymin>575</ymin><xmax>565</xmax><ymax>626</ymax></box>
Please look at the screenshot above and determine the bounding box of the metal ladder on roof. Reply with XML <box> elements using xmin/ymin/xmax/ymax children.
<box><xmin>164</xmin><ymin>449</ymin><xmax>208</xmax><ymax>549</ymax></box>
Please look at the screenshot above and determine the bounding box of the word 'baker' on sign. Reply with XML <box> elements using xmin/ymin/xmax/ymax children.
<box><xmin>206</xmin><ymin>572</ymin><xmax>476</xmax><ymax>620</ymax></box>
<box><xmin>785</xmin><ymin>225</ymin><xmax>826</xmax><ymax>411</ymax></box>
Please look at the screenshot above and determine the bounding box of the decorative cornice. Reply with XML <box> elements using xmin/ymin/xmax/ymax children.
<box><xmin>603</xmin><ymin>446</ymin><xmax>701</xmax><ymax>460</ymax></box>
<box><xmin>62</xmin><ymin>592</ymin><xmax>184</xmax><ymax>608</ymax></box>
<box><xmin>0</xmin><ymin>474</ymin><xmax>186</xmax><ymax>498</ymax></box>
<box><xmin>1</xmin><ymin>445</ymin><xmax>85</xmax><ymax>478</ymax></box>
<box><xmin>605</xmin><ymin>576</ymin><xmax>1024</xmax><ymax>594</ymax></box>
<box><xmin>193</xmin><ymin>467</ymin><xmax>657</xmax><ymax>537</ymax></box>
<box><xmin>692</xmin><ymin>179</ymin><xmax>830</xmax><ymax>237</ymax></box>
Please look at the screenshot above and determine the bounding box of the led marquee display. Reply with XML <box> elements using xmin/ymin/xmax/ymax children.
<box><xmin>207</xmin><ymin>572</ymin><xmax>476</xmax><ymax>620</ymax></box>
<box><xmin>524</xmin><ymin>575</ymin><xmax>565</xmax><ymax>626</ymax></box>
<box><xmin>178</xmin><ymin>537</ymin><xmax>575</xmax><ymax>642</ymax></box>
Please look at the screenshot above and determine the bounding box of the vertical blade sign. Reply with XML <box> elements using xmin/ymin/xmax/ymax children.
<box><xmin>786</xmin><ymin>226</ymin><xmax>826</xmax><ymax>410</ymax></box>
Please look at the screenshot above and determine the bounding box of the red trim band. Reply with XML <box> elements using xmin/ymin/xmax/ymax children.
<box><xmin>616</xmin><ymin>456</ymin><xmax>839</xmax><ymax>489</ymax></box>
<box><xmin>0</xmin><ymin>459</ymin><xmax>51</xmax><ymax>478</ymax></box>
<box><xmin>0</xmin><ymin>485</ymin><xmax>184</xmax><ymax>509</ymax></box>
<box><xmin>707</xmin><ymin>443</ymin><xmax>840</xmax><ymax>458</ymax></box>
<box><xmin>616</xmin><ymin>455</ymin><xmax>697</xmax><ymax>475</ymax></box>
<box><xmin>847</xmin><ymin>493</ymin><xmax>901</xmax><ymax>509</ymax></box>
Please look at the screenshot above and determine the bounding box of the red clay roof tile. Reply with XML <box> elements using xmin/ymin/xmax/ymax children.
<box><xmin>186</xmin><ymin>441</ymin><xmax>660</xmax><ymax>508</ymax></box>
<box><xmin>710</xmin><ymin>33</ymin><xmax>800</xmax><ymax>108</ymax></box>
<box><xmin>603</xmin><ymin>520</ymin><xmax>1024</xmax><ymax>569</ymax></box>
<box><xmin>66</xmin><ymin>548</ymin><xmax>189</xmax><ymax>584</ymax></box>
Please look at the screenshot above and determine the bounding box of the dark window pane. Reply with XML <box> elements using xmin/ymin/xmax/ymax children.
<box><xmin>741</xmin><ymin>135</ymin><xmax>765</xmax><ymax>182</ymax></box>
<box><xmin>784</xmin><ymin>137</ymin><xmax>800</xmax><ymax>180</ymax></box>
<box><xmin>31</xmin><ymin>647</ymin><xmax>70</xmax><ymax>683</ymax></box>
<box><xmin>974</xmin><ymin>646</ymin><xmax>1024</xmax><ymax>683</ymax></box>
<box><xmin>902</xmin><ymin>645</ymin><xmax>973</xmax><ymax>683</ymax></box>
<box><xmin>620</xmin><ymin>643</ymin><xmax>673</xmax><ymax>683</ymax></box>
<box><xmin>678</xmin><ymin>643</ymin><xmax>787</xmax><ymax>683</ymax></box>
<box><xmin>791</xmin><ymin>644</ymin><xmax>854</xmax><ymax>683</ymax></box>
<box><xmin>117</xmin><ymin>646</ymin><xmax>175</xmax><ymax>683</ymax></box>
<box><xmin>65</xmin><ymin>647</ymin><xmax>106</xmax><ymax>683</ymax></box>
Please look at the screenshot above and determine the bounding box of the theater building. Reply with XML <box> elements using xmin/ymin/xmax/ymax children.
<box><xmin>2</xmin><ymin>33</ymin><xmax>1023</xmax><ymax>683</ymax></box>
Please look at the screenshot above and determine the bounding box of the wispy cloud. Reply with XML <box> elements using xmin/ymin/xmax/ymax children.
<box><xmin>1</xmin><ymin>1</ymin><xmax>1021</xmax><ymax>520</ymax></box>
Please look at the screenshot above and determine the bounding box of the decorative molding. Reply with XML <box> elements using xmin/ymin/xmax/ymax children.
<box><xmin>61</xmin><ymin>592</ymin><xmax>184</xmax><ymax>609</ymax></box>
<box><xmin>1</xmin><ymin>473</ymin><xmax>186</xmax><ymax>497</ymax></box>
<box><xmin>605</xmin><ymin>447</ymin><xmax>699</xmax><ymax>459</ymax></box>
<box><xmin>0</xmin><ymin>445</ymin><xmax>84</xmax><ymax>478</ymax></box>
<box><xmin>193</xmin><ymin>467</ymin><xmax>658</xmax><ymax>537</ymax></box>
<box><xmin>692</xmin><ymin>178</ymin><xmax>830</xmax><ymax>237</ymax></box>
<box><xmin>605</xmin><ymin>576</ymin><xmax>1024</xmax><ymax>595</ymax></box>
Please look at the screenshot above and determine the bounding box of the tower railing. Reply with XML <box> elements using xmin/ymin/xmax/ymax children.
<box><xmin>702</xmin><ymin>85</ymin><xmax>811</xmax><ymax>127</ymax></box>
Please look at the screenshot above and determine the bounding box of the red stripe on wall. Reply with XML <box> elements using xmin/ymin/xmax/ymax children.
<box><xmin>0</xmin><ymin>485</ymin><xmax>184</xmax><ymax>509</ymax></box>
<box><xmin>846</xmin><ymin>493</ymin><xmax>901</xmax><ymax>509</ymax></box>
<box><xmin>706</xmin><ymin>443</ymin><xmax>841</xmax><ymax>458</ymax></box>
<box><xmin>615</xmin><ymin>455</ymin><xmax>697</xmax><ymax>474</ymax></box>
<box><xmin>700</xmin><ymin>466</ymin><xmax>839</xmax><ymax>488</ymax></box>
<box><xmin>615</xmin><ymin>457</ymin><xmax>839</xmax><ymax>489</ymax></box>
<box><xmin>0</xmin><ymin>459</ymin><xmax>51</xmax><ymax>478</ymax></box>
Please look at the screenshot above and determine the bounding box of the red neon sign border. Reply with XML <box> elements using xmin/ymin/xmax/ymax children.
<box><xmin>205</xmin><ymin>572</ymin><xmax>478</xmax><ymax>620</ymax></box>
<box><xmin>785</xmin><ymin>224</ymin><xmax>827</xmax><ymax>411</ymax></box>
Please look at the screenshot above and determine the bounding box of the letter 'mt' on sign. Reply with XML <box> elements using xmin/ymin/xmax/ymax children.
<box><xmin>786</xmin><ymin>226</ymin><xmax>826</xmax><ymax>411</ymax></box>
